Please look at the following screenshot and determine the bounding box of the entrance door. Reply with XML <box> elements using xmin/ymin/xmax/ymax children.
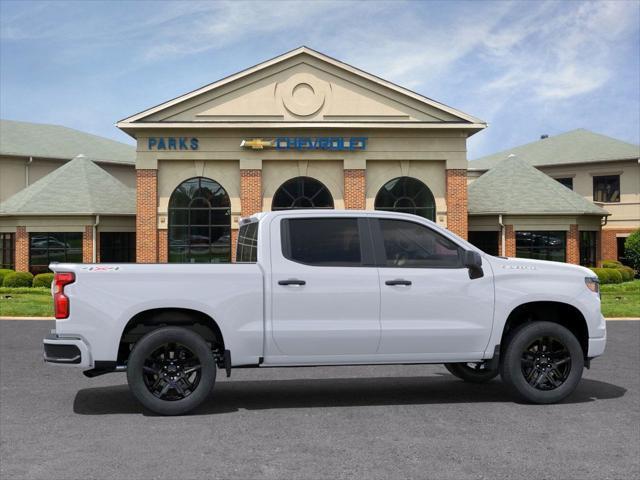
<box><xmin>270</xmin><ymin>216</ymin><xmax>380</xmax><ymax>357</ymax></box>
<box><xmin>374</xmin><ymin>218</ymin><xmax>494</xmax><ymax>358</ymax></box>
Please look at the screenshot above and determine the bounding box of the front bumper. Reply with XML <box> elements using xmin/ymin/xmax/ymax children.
<box><xmin>588</xmin><ymin>334</ymin><xmax>606</xmax><ymax>358</ymax></box>
<box><xmin>43</xmin><ymin>334</ymin><xmax>92</xmax><ymax>368</ymax></box>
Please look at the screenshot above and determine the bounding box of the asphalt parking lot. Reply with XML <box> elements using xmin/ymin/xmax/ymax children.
<box><xmin>1</xmin><ymin>320</ymin><xmax>638</xmax><ymax>480</ymax></box>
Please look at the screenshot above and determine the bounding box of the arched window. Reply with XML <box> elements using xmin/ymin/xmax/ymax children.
<box><xmin>375</xmin><ymin>177</ymin><xmax>436</xmax><ymax>221</ymax></box>
<box><xmin>168</xmin><ymin>177</ymin><xmax>231</xmax><ymax>263</ymax></box>
<box><xmin>272</xmin><ymin>176</ymin><xmax>334</xmax><ymax>210</ymax></box>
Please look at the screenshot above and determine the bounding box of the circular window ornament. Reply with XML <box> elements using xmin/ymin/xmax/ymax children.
<box><xmin>279</xmin><ymin>74</ymin><xmax>329</xmax><ymax>117</ymax></box>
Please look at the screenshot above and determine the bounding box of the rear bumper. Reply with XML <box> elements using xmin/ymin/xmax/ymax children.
<box><xmin>43</xmin><ymin>334</ymin><xmax>92</xmax><ymax>368</ymax></box>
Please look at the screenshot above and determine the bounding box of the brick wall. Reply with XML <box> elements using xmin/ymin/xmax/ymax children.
<box><xmin>566</xmin><ymin>224</ymin><xmax>579</xmax><ymax>264</ymax></box>
<box><xmin>344</xmin><ymin>169</ymin><xmax>366</xmax><ymax>209</ymax></box>
<box><xmin>240</xmin><ymin>169</ymin><xmax>262</xmax><ymax>217</ymax></box>
<box><xmin>504</xmin><ymin>224</ymin><xmax>516</xmax><ymax>257</ymax></box>
<box><xmin>601</xmin><ymin>228</ymin><xmax>637</xmax><ymax>263</ymax></box>
<box><xmin>158</xmin><ymin>230</ymin><xmax>168</xmax><ymax>263</ymax></box>
<box><xmin>82</xmin><ymin>226</ymin><xmax>93</xmax><ymax>263</ymax></box>
<box><xmin>231</xmin><ymin>228</ymin><xmax>238</xmax><ymax>263</ymax></box>
<box><xmin>136</xmin><ymin>169</ymin><xmax>158</xmax><ymax>263</ymax></box>
<box><xmin>446</xmin><ymin>169</ymin><xmax>468</xmax><ymax>239</ymax></box>
<box><xmin>15</xmin><ymin>226</ymin><xmax>29</xmax><ymax>272</ymax></box>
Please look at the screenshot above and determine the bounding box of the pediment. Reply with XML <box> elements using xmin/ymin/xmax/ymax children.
<box><xmin>119</xmin><ymin>47</ymin><xmax>484</xmax><ymax>128</ymax></box>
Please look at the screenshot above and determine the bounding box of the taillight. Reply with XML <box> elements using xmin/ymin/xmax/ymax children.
<box><xmin>54</xmin><ymin>272</ymin><xmax>75</xmax><ymax>319</ymax></box>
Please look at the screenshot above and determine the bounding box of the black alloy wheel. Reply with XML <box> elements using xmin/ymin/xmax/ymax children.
<box><xmin>520</xmin><ymin>336</ymin><xmax>571</xmax><ymax>391</ymax></box>
<box><xmin>500</xmin><ymin>321</ymin><xmax>584</xmax><ymax>404</ymax></box>
<box><xmin>142</xmin><ymin>343</ymin><xmax>202</xmax><ymax>401</ymax></box>
<box><xmin>127</xmin><ymin>326</ymin><xmax>216</xmax><ymax>415</ymax></box>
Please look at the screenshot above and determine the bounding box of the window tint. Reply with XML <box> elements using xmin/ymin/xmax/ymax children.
<box><xmin>272</xmin><ymin>177</ymin><xmax>334</xmax><ymax>210</ymax></box>
<box><xmin>593</xmin><ymin>175</ymin><xmax>620</xmax><ymax>202</ymax></box>
<box><xmin>236</xmin><ymin>221</ymin><xmax>259</xmax><ymax>263</ymax></box>
<box><xmin>375</xmin><ymin>177</ymin><xmax>436</xmax><ymax>221</ymax></box>
<box><xmin>468</xmin><ymin>231</ymin><xmax>499</xmax><ymax>256</ymax></box>
<box><xmin>579</xmin><ymin>231</ymin><xmax>597</xmax><ymax>267</ymax></box>
<box><xmin>1</xmin><ymin>233</ymin><xmax>15</xmax><ymax>270</ymax></box>
<box><xmin>379</xmin><ymin>219</ymin><xmax>461</xmax><ymax>268</ymax></box>
<box><xmin>29</xmin><ymin>232</ymin><xmax>82</xmax><ymax>274</ymax></box>
<box><xmin>555</xmin><ymin>177</ymin><xmax>573</xmax><ymax>190</ymax></box>
<box><xmin>168</xmin><ymin>177</ymin><xmax>231</xmax><ymax>264</ymax></box>
<box><xmin>100</xmin><ymin>232</ymin><xmax>136</xmax><ymax>263</ymax></box>
<box><xmin>285</xmin><ymin>218</ymin><xmax>361</xmax><ymax>266</ymax></box>
<box><xmin>515</xmin><ymin>231</ymin><xmax>566</xmax><ymax>262</ymax></box>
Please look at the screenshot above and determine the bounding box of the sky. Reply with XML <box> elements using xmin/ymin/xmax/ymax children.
<box><xmin>1</xmin><ymin>0</ymin><xmax>639</xmax><ymax>160</ymax></box>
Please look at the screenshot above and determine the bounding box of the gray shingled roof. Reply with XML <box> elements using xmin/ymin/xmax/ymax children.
<box><xmin>0</xmin><ymin>155</ymin><xmax>135</xmax><ymax>216</ymax></box>
<box><xmin>468</xmin><ymin>156</ymin><xmax>608</xmax><ymax>216</ymax></box>
<box><xmin>0</xmin><ymin>119</ymin><xmax>135</xmax><ymax>164</ymax></box>
<box><xmin>470</xmin><ymin>129</ymin><xmax>639</xmax><ymax>170</ymax></box>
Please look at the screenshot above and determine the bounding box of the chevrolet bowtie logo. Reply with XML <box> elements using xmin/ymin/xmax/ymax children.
<box><xmin>240</xmin><ymin>138</ymin><xmax>275</xmax><ymax>150</ymax></box>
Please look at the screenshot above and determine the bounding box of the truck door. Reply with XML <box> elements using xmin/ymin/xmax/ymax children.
<box><xmin>373</xmin><ymin>218</ymin><xmax>494</xmax><ymax>359</ymax></box>
<box><xmin>269</xmin><ymin>216</ymin><xmax>381</xmax><ymax>357</ymax></box>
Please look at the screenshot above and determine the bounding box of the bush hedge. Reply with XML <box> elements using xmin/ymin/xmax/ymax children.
<box><xmin>601</xmin><ymin>260</ymin><xmax>623</xmax><ymax>269</ymax></box>
<box><xmin>2</xmin><ymin>271</ymin><xmax>34</xmax><ymax>288</ymax></box>
<box><xmin>32</xmin><ymin>273</ymin><xmax>54</xmax><ymax>288</ymax></box>
<box><xmin>590</xmin><ymin>267</ymin><xmax>625</xmax><ymax>284</ymax></box>
<box><xmin>0</xmin><ymin>269</ymin><xmax>15</xmax><ymax>285</ymax></box>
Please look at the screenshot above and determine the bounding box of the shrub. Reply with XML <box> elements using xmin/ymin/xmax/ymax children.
<box><xmin>602</xmin><ymin>260</ymin><xmax>623</xmax><ymax>269</ymax></box>
<box><xmin>32</xmin><ymin>273</ymin><xmax>54</xmax><ymax>288</ymax></box>
<box><xmin>590</xmin><ymin>268</ymin><xmax>624</xmax><ymax>284</ymax></box>
<box><xmin>0</xmin><ymin>269</ymin><xmax>15</xmax><ymax>285</ymax></box>
<box><xmin>624</xmin><ymin>229</ymin><xmax>640</xmax><ymax>274</ymax></box>
<box><xmin>2</xmin><ymin>271</ymin><xmax>34</xmax><ymax>288</ymax></box>
<box><xmin>620</xmin><ymin>266</ymin><xmax>635</xmax><ymax>282</ymax></box>
<box><xmin>607</xmin><ymin>269</ymin><xmax>623</xmax><ymax>284</ymax></box>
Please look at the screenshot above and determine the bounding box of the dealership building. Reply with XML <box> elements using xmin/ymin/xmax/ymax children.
<box><xmin>1</xmin><ymin>47</ymin><xmax>638</xmax><ymax>273</ymax></box>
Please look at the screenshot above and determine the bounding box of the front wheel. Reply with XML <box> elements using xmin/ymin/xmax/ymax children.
<box><xmin>500</xmin><ymin>322</ymin><xmax>584</xmax><ymax>404</ymax></box>
<box><xmin>127</xmin><ymin>326</ymin><xmax>216</xmax><ymax>415</ymax></box>
<box><xmin>444</xmin><ymin>362</ymin><xmax>498</xmax><ymax>383</ymax></box>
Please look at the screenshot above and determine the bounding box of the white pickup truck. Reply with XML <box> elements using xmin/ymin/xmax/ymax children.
<box><xmin>44</xmin><ymin>210</ymin><xmax>606</xmax><ymax>415</ymax></box>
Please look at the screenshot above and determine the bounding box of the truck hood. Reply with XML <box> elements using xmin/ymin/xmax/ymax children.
<box><xmin>485</xmin><ymin>255</ymin><xmax>595</xmax><ymax>279</ymax></box>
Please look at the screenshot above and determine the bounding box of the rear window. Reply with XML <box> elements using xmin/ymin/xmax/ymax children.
<box><xmin>283</xmin><ymin>218</ymin><xmax>362</xmax><ymax>266</ymax></box>
<box><xmin>236</xmin><ymin>221</ymin><xmax>258</xmax><ymax>263</ymax></box>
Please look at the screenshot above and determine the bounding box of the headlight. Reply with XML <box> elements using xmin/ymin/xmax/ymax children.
<box><xmin>585</xmin><ymin>277</ymin><xmax>600</xmax><ymax>297</ymax></box>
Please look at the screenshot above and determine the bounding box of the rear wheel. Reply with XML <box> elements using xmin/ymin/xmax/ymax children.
<box><xmin>127</xmin><ymin>326</ymin><xmax>216</xmax><ymax>415</ymax></box>
<box><xmin>444</xmin><ymin>362</ymin><xmax>498</xmax><ymax>383</ymax></box>
<box><xmin>500</xmin><ymin>321</ymin><xmax>584</xmax><ymax>404</ymax></box>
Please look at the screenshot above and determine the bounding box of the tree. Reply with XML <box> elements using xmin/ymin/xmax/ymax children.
<box><xmin>624</xmin><ymin>229</ymin><xmax>640</xmax><ymax>273</ymax></box>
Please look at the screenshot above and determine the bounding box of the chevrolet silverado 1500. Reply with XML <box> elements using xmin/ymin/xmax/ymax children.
<box><xmin>44</xmin><ymin>210</ymin><xmax>606</xmax><ymax>415</ymax></box>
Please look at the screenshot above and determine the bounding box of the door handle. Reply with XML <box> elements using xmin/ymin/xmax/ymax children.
<box><xmin>278</xmin><ymin>279</ymin><xmax>306</xmax><ymax>286</ymax></box>
<box><xmin>385</xmin><ymin>279</ymin><xmax>412</xmax><ymax>286</ymax></box>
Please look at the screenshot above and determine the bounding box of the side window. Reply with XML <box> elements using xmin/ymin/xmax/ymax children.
<box><xmin>378</xmin><ymin>219</ymin><xmax>462</xmax><ymax>268</ymax></box>
<box><xmin>593</xmin><ymin>175</ymin><xmax>620</xmax><ymax>202</ymax></box>
<box><xmin>236</xmin><ymin>221</ymin><xmax>258</xmax><ymax>263</ymax></box>
<box><xmin>284</xmin><ymin>218</ymin><xmax>362</xmax><ymax>266</ymax></box>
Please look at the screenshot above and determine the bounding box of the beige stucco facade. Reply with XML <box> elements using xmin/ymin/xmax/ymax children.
<box><xmin>0</xmin><ymin>154</ymin><xmax>135</xmax><ymax>204</ymax></box>
<box><xmin>539</xmin><ymin>159</ymin><xmax>640</xmax><ymax>229</ymax></box>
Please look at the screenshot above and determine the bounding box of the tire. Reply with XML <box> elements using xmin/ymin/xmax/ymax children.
<box><xmin>444</xmin><ymin>362</ymin><xmax>499</xmax><ymax>383</ymax></box>
<box><xmin>500</xmin><ymin>322</ymin><xmax>584</xmax><ymax>404</ymax></box>
<box><xmin>127</xmin><ymin>326</ymin><xmax>216</xmax><ymax>415</ymax></box>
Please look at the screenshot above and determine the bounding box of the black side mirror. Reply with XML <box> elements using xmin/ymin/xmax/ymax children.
<box><xmin>463</xmin><ymin>250</ymin><xmax>484</xmax><ymax>279</ymax></box>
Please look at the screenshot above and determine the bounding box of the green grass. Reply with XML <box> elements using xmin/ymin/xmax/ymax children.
<box><xmin>0</xmin><ymin>282</ymin><xmax>638</xmax><ymax>318</ymax></box>
<box><xmin>600</xmin><ymin>280</ymin><xmax>640</xmax><ymax>318</ymax></box>
<box><xmin>0</xmin><ymin>288</ymin><xmax>53</xmax><ymax>317</ymax></box>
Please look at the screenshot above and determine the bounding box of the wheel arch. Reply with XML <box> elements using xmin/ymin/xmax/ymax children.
<box><xmin>117</xmin><ymin>308</ymin><xmax>225</xmax><ymax>364</ymax></box>
<box><xmin>500</xmin><ymin>301</ymin><xmax>589</xmax><ymax>357</ymax></box>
